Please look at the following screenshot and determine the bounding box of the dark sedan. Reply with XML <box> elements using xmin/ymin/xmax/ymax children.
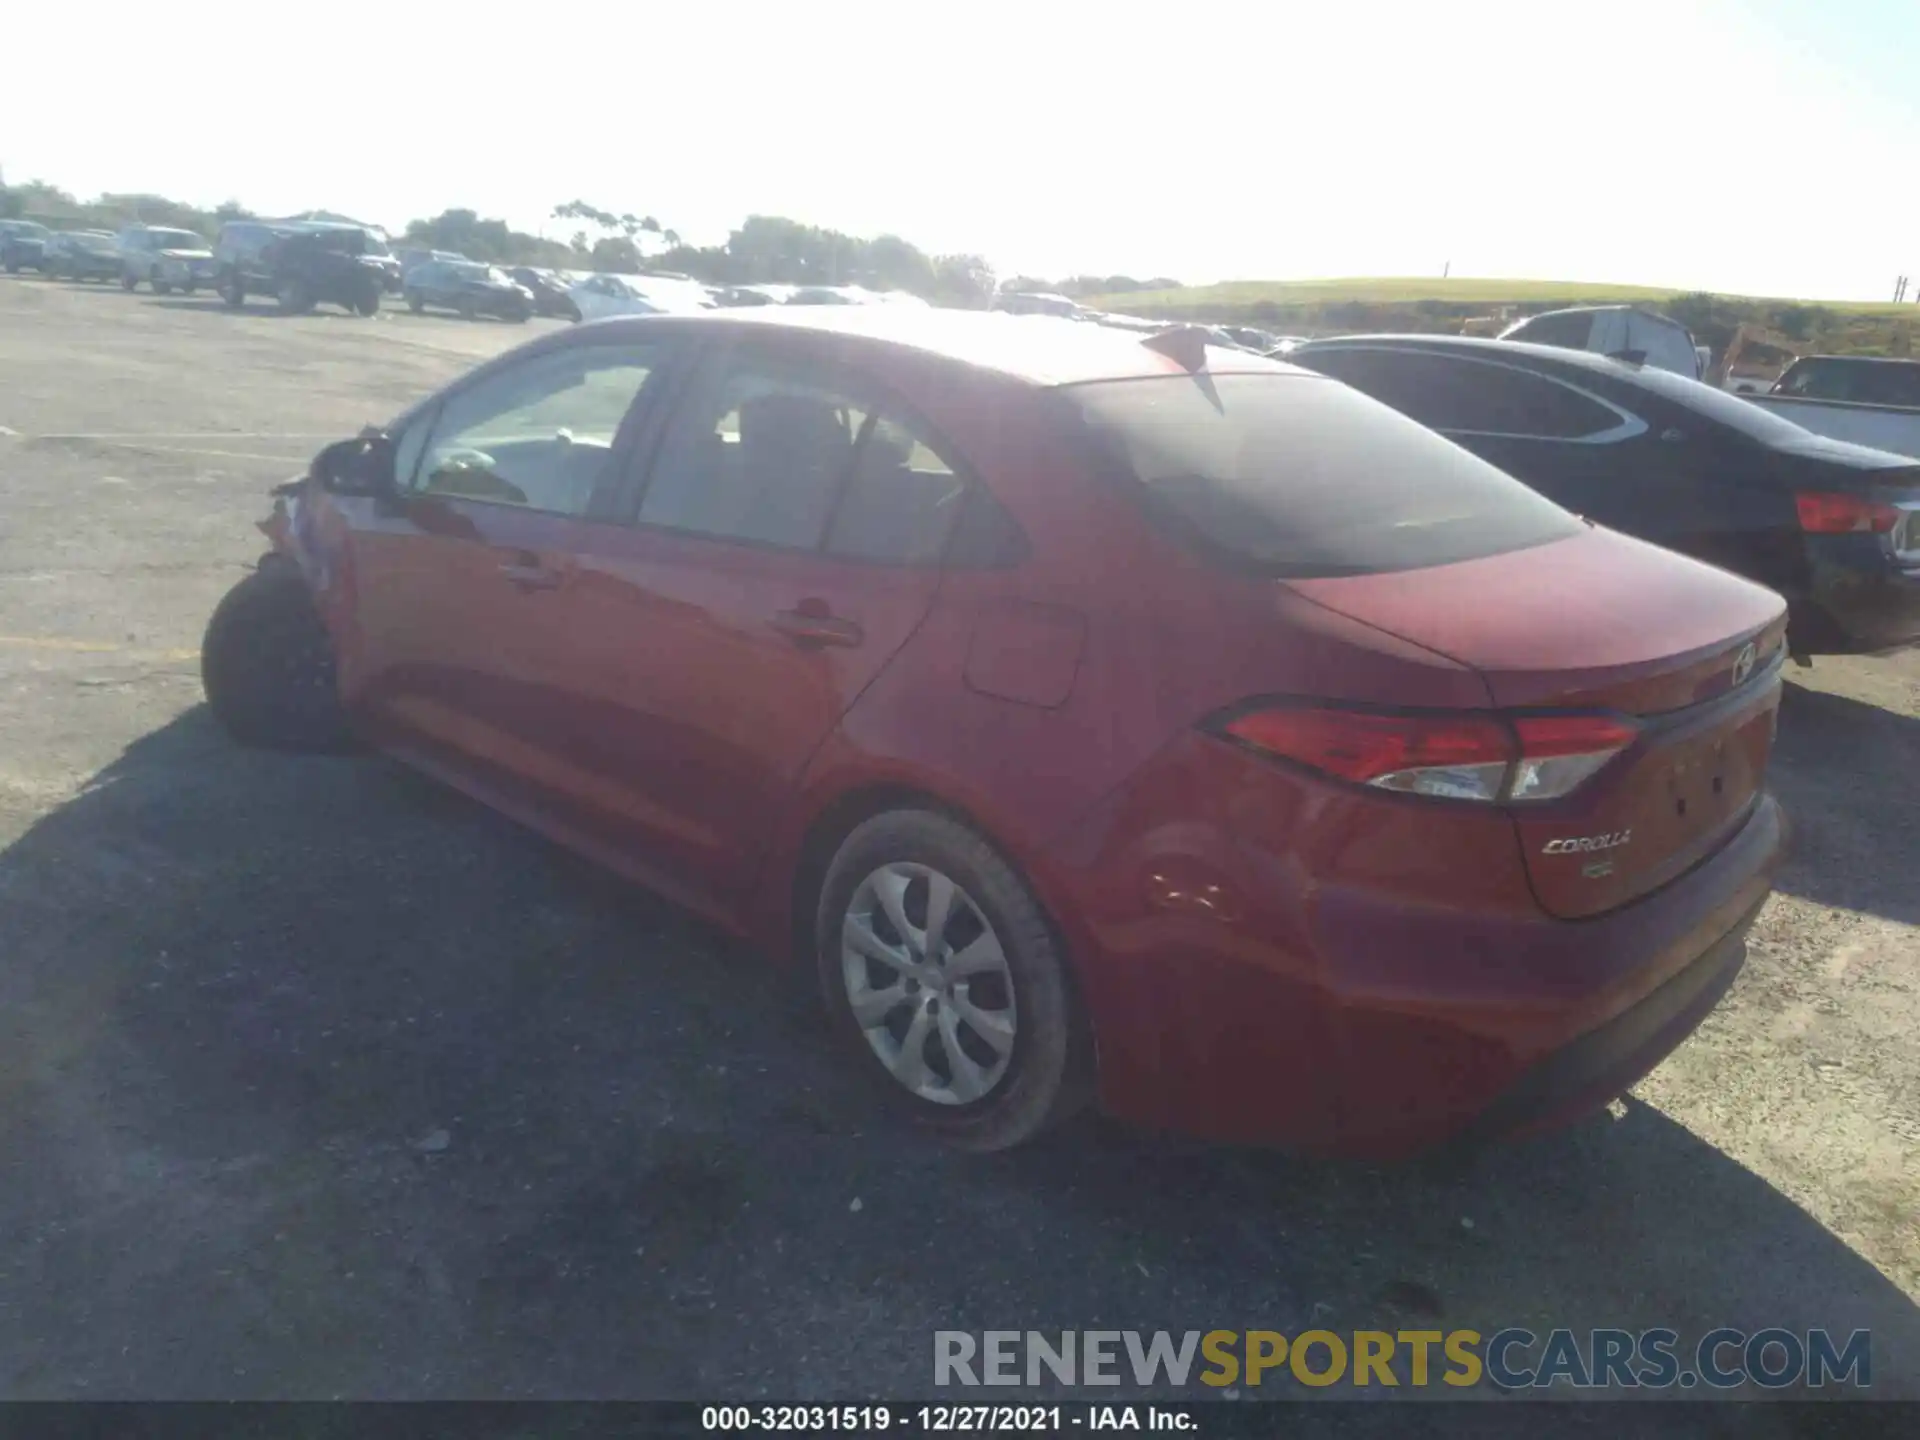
<box><xmin>1291</xmin><ymin>335</ymin><xmax>1920</xmax><ymax>658</ymax></box>
<box><xmin>403</xmin><ymin>261</ymin><xmax>533</xmax><ymax>322</ymax></box>
<box><xmin>42</xmin><ymin>231</ymin><xmax>124</xmax><ymax>282</ymax></box>
<box><xmin>507</xmin><ymin>266</ymin><xmax>579</xmax><ymax>319</ymax></box>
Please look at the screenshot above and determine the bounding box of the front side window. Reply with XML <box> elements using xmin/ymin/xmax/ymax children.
<box><xmin>411</xmin><ymin>343</ymin><xmax>666</xmax><ymax>515</ymax></box>
<box><xmin>1067</xmin><ymin>371</ymin><xmax>1583</xmax><ymax>577</ymax></box>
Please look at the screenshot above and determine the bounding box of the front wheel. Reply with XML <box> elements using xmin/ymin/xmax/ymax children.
<box><xmin>276</xmin><ymin>278</ymin><xmax>311</xmax><ymax>314</ymax></box>
<box><xmin>815</xmin><ymin>809</ymin><xmax>1090</xmax><ymax>1151</ymax></box>
<box><xmin>201</xmin><ymin>566</ymin><xmax>357</xmax><ymax>752</ymax></box>
<box><xmin>154</xmin><ymin>278</ymin><xmax>173</xmax><ymax>295</ymax></box>
<box><xmin>220</xmin><ymin>275</ymin><xmax>246</xmax><ymax>308</ymax></box>
<box><xmin>120</xmin><ymin>271</ymin><xmax>138</xmax><ymax>291</ymax></box>
<box><xmin>405</xmin><ymin>290</ymin><xmax>424</xmax><ymax>313</ymax></box>
<box><xmin>354</xmin><ymin>285</ymin><xmax>380</xmax><ymax>317</ymax></box>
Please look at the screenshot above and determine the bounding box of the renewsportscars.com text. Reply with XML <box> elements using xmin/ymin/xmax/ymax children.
<box><xmin>934</xmin><ymin>1328</ymin><xmax>1872</xmax><ymax>1391</ymax></box>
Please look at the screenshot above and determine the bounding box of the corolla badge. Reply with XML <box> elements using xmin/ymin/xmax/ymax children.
<box><xmin>1731</xmin><ymin>641</ymin><xmax>1758</xmax><ymax>687</ymax></box>
<box><xmin>1542</xmin><ymin>830</ymin><xmax>1632</xmax><ymax>855</ymax></box>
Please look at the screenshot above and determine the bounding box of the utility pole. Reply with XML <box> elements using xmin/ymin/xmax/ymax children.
<box><xmin>1443</xmin><ymin>260</ymin><xmax>1451</xmax><ymax>279</ymax></box>
<box><xmin>1896</xmin><ymin>275</ymin><xmax>1908</xmax><ymax>303</ymax></box>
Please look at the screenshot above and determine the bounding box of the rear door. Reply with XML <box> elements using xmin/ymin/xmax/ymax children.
<box><xmin>532</xmin><ymin>341</ymin><xmax>967</xmax><ymax>913</ymax></box>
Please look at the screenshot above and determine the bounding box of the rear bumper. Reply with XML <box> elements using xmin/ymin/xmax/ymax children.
<box><xmin>1793</xmin><ymin>538</ymin><xmax>1920</xmax><ymax>654</ymax></box>
<box><xmin>1050</xmin><ymin>727</ymin><xmax>1786</xmax><ymax>1157</ymax></box>
<box><xmin>1445</xmin><ymin>892</ymin><xmax>1759</xmax><ymax>1151</ymax></box>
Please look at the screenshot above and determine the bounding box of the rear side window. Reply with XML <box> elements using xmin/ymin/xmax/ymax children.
<box><xmin>1504</xmin><ymin>311</ymin><xmax>1594</xmax><ymax>349</ymax></box>
<box><xmin>1066</xmin><ymin>373</ymin><xmax>1582</xmax><ymax>577</ymax></box>
<box><xmin>1302</xmin><ymin>349</ymin><xmax>1624</xmax><ymax>439</ymax></box>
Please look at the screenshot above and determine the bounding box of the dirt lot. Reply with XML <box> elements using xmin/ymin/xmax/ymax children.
<box><xmin>0</xmin><ymin>277</ymin><xmax>1915</xmax><ymax>1411</ymax></box>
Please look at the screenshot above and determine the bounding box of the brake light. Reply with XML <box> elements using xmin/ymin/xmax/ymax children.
<box><xmin>1219</xmin><ymin>706</ymin><xmax>1637</xmax><ymax>804</ymax></box>
<box><xmin>1795</xmin><ymin>491</ymin><xmax>1898</xmax><ymax>534</ymax></box>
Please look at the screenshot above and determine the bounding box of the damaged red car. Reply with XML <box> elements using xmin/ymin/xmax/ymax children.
<box><xmin>203</xmin><ymin>309</ymin><xmax>1787</xmax><ymax>1156</ymax></box>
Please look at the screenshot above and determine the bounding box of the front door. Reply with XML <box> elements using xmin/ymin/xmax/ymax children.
<box><xmin>325</xmin><ymin>336</ymin><xmax>682</xmax><ymax>799</ymax></box>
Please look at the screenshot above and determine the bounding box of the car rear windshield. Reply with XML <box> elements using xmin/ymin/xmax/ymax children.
<box><xmin>1064</xmin><ymin>372</ymin><xmax>1584</xmax><ymax>577</ymax></box>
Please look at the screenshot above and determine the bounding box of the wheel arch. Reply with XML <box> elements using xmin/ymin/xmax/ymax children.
<box><xmin>777</xmin><ymin>771</ymin><xmax>1100</xmax><ymax>1056</ymax></box>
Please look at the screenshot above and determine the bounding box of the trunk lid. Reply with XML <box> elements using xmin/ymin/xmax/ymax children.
<box><xmin>1287</xmin><ymin>526</ymin><xmax>1788</xmax><ymax>918</ymax></box>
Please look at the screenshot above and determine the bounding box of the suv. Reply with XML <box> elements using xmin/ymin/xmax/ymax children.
<box><xmin>216</xmin><ymin>221</ymin><xmax>398</xmax><ymax>315</ymax></box>
<box><xmin>0</xmin><ymin>219</ymin><xmax>53</xmax><ymax>273</ymax></box>
<box><xmin>117</xmin><ymin>225</ymin><xmax>216</xmax><ymax>293</ymax></box>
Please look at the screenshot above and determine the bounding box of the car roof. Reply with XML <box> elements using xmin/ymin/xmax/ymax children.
<box><xmin>1295</xmin><ymin>332</ymin><xmax>1666</xmax><ymax>381</ymax></box>
<box><xmin>592</xmin><ymin>307</ymin><xmax>1298</xmax><ymax>386</ymax></box>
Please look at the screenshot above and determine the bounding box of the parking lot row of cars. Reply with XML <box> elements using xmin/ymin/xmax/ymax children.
<box><xmin>0</xmin><ymin>216</ymin><xmax>948</xmax><ymax>325</ymax></box>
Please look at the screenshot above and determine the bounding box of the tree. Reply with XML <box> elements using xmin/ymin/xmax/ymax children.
<box><xmin>932</xmin><ymin>254</ymin><xmax>995</xmax><ymax>308</ymax></box>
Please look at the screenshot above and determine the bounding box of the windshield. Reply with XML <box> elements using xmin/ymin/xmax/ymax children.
<box><xmin>1066</xmin><ymin>372</ymin><xmax>1584</xmax><ymax>576</ymax></box>
<box><xmin>150</xmin><ymin>229</ymin><xmax>203</xmax><ymax>249</ymax></box>
<box><xmin>450</xmin><ymin>262</ymin><xmax>489</xmax><ymax>280</ymax></box>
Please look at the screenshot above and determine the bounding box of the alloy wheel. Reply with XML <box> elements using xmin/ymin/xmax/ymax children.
<box><xmin>840</xmin><ymin>862</ymin><xmax>1017</xmax><ymax>1106</ymax></box>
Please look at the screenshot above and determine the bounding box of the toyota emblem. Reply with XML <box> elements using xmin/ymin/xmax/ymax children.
<box><xmin>1731</xmin><ymin>641</ymin><xmax>1758</xmax><ymax>687</ymax></box>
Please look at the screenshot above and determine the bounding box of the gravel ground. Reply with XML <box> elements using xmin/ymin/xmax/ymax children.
<box><xmin>0</xmin><ymin>276</ymin><xmax>1914</xmax><ymax>1416</ymax></box>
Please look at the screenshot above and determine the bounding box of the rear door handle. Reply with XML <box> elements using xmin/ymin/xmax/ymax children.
<box><xmin>497</xmin><ymin>549</ymin><xmax>566</xmax><ymax>590</ymax></box>
<box><xmin>768</xmin><ymin>607</ymin><xmax>864</xmax><ymax>649</ymax></box>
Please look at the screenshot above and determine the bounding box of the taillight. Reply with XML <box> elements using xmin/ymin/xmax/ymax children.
<box><xmin>1218</xmin><ymin>706</ymin><xmax>1637</xmax><ymax>804</ymax></box>
<box><xmin>1795</xmin><ymin>491</ymin><xmax>1898</xmax><ymax>534</ymax></box>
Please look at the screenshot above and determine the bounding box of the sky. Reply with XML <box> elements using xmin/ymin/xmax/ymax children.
<box><xmin>5</xmin><ymin>0</ymin><xmax>1920</xmax><ymax>301</ymax></box>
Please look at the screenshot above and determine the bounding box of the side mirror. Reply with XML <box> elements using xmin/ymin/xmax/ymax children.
<box><xmin>313</xmin><ymin>433</ymin><xmax>397</xmax><ymax>501</ymax></box>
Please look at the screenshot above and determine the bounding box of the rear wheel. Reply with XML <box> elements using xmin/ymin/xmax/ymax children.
<box><xmin>405</xmin><ymin>290</ymin><xmax>425</xmax><ymax>314</ymax></box>
<box><xmin>120</xmin><ymin>271</ymin><xmax>138</xmax><ymax>291</ymax></box>
<box><xmin>354</xmin><ymin>283</ymin><xmax>381</xmax><ymax>317</ymax></box>
<box><xmin>220</xmin><ymin>274</ymin><xmax>246</xmax><ymax>308</ymax></box>
<box><xmin>276</xmin><ymin>277</ymin><xmax>312</xmax><ymax>314</ymax></box>
<box><xmin>201</xmin><ymin>566</ymin><xmax>356</xmax><ymax>752</ymax></box>
<box><xmin>457</xmin><ymin>295</ymin><xmax>476</xmax><ymax>321</ymax></box>
<box><xmin>814</xmin><ymin>809</ymin><xmax>1090</xmax><ymax>1151</ymax></box>
<box><xmin>153</xmin><ymin>277</ymin><xmax>173</xmax><ymax>295</ymax></box>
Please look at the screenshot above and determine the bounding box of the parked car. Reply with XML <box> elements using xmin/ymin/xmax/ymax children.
<box><xmin>565</xmin><ymin>271</ymin><xmax>715</xmax><ymax>322</ymax></box>
<box><xmin>397</xmin><ymin>247</ymin><xmax>469</xmax><ymax>282</ymax></box>
<box><xmin>0</xmin><ymin>219</ymin><xmax>52</xmax><ymax>273</ymax></box>
<box><xmin>1499</xmin><ymin>306</ymin><xmax>1702</xmax><ymax>379</ymax></box>
<box><xmin>216</xmin><ymin>222</ymin><xmax>393</xmax><ymax>315</ymax></box>
<box><xmin>991</xmin><ymin>290</ymin><xmax>1082</xmax><ymax>318</ymax></box>
<box><xmin>1290</xmin><ymin>335</ymin><xmax>1920</xmax><ymax>657</ymax></box>
<box><xmin>201</xmin><ymin>310</ymin><xmax>1787</xmax><ymax>1158</ymax></box>
<box><xmin>117</xmin><ymin>225</ymin><xmax>216</xmax><ymax>293</ymax></box>
<box><xmin>1736</xmin><ymin>356</ymin><xmax>1920</xmax><ymax>459</ymax></box>
<box><xmin>404</xmin><ymin>261</ymin><xmax>534</xmax><ymax>321</ymax></box>
<box><xmin>507</xmin><ymin>265</ymin><xmax>578</xmax><ymax>319</ymax></box>
<box><xmin>41</xmin><ymin>230</ymin><xmax>122</xmax><ymax>282</ymax></box>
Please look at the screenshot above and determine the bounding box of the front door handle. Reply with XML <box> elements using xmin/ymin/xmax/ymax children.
<box><xmin>768</xmin><ymin>604</ymin><xmax>863</xmax><ymax>649</ymax></box>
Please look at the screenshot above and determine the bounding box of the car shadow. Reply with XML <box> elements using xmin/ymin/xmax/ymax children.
<box><xmin>0</xmin><ymin>707</ymin><xmax>1914</xmax><ymax>1401</ymax></box>
<box><xmin>140</xmin><ymin>296</ymin><xmax>372</xmax><ymax>320</ymax></box>
<box><xmin>1768</xmin><ymin>680</ymin><xmax>1920</xmax><ymax>925</ymax></box>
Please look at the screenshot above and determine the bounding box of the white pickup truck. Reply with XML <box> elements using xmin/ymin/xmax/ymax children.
<box><xmin>1744</xmin><ymin>355</ymin><xmax>1920</xmax><ymax>459</ymax></box>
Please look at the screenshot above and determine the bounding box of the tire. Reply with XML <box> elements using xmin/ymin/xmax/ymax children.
<box><xmin>121</xmin><ymin>271</ymin><xmax>138</xmax><ymax>291</ymax></box>
<box><xmin>221</xmin><ymin>274</ymin><xmax>246</xmax><ymax>309</ymax></box>
<box><xmin>201</xmin><ymin>566</ymin><xmax>357</xmax><ymax>753</ymax></box>
<box><xmin>457</xmin><ymin>296</ymin><xmax>476</xmax><ymax>321</ymax></box>
<box><xmin>354</xmin><ymin>285</ymin><xmax>380</xmax><ymax>317</ymax></box>
<box><xmin>154</xmin><ymin>278</ymin><xmax>173</xmax><ymax>295</ymax></box>
<box><xmin>814</xmin><ymin>809</ymin><xmax>1091</xmax><ymax>1151</ymax></box>
<box><xmin>276</xmin><ymin>278</ymin><xmax>311</xmax><ymax>314</ymax></box>
<box><xmin>405</xmin><ymin>290</ymin><xmax>424</xmax><ymax>314</ymax></box>
<box><xmin>181</xmin><ymin>281</ymin><xmax>196</xmax><ymax>295</ymax></box>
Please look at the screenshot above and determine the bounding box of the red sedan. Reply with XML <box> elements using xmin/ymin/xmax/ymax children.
<box><xmin>203</xmin><ymin>309</ymin><xmax>1788</xmax><ymax>1156</ymax></box>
